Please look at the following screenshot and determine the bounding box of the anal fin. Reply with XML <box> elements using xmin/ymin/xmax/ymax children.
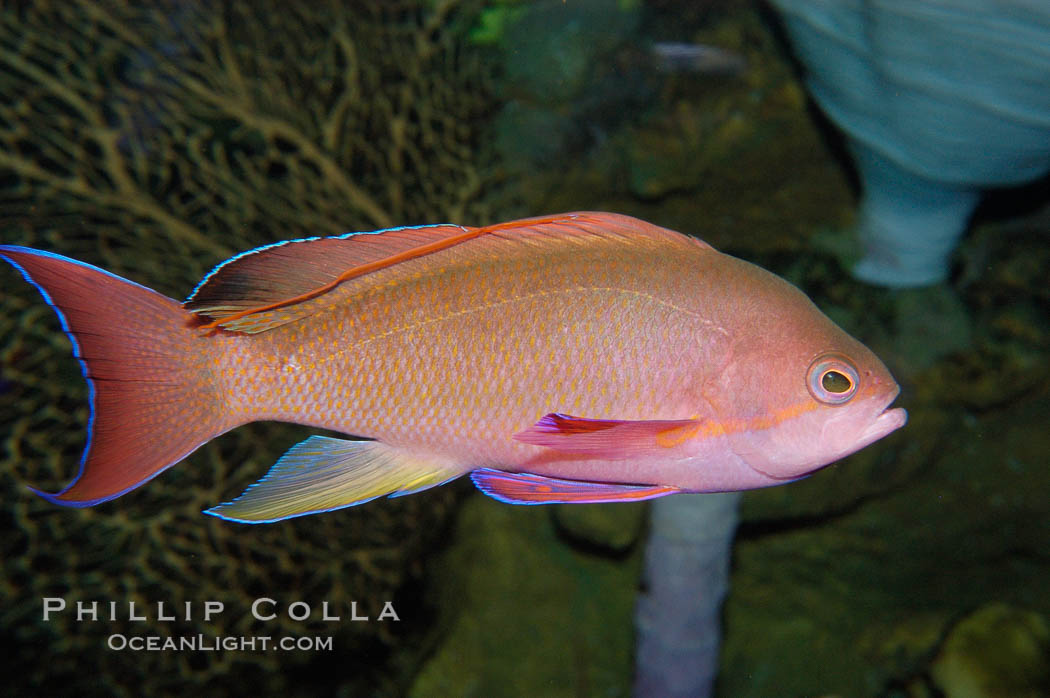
<box><xmin>470</xmin><ymin>468</ymin><xmax>679</xmax><ymax>505</ymax></box>
<box><xmin>206</xmin><ymin>436</ymin><xmax>462</xmax><ymax>523</ymax></box>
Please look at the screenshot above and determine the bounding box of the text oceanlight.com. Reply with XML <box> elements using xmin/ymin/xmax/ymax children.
<box><xmin>107</xmin><ymin>634</ymin><xmax>333</xmax><ymax>652</ymax></box>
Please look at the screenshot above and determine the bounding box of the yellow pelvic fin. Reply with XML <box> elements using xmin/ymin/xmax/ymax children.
<box><xmin>204</xmin><ymin>436</ymin><xmax>463</xmax><ymax>523</ymax></box>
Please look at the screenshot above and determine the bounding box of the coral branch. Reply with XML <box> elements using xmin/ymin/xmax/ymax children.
<box><xmin>0</xmin><ymin>0</ymin><xmax>498</xmax><ymax>281</ymax></box>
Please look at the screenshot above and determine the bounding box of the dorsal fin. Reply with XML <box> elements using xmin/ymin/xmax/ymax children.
<box><xmin>185</xmin><ymin>212</ymin><xmax>708</xmax><ymax>333</ymax></box>
<box><xmin>184</xmin><ymin>223</ymin><xmax>472</xmax><ymax>329</ymax></box>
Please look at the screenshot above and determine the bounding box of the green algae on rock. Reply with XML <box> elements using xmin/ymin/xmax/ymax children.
<box><xmin>930</xmin><ymin>603</ymin><xmax>1050</xmax><ymax>698</ymax></box>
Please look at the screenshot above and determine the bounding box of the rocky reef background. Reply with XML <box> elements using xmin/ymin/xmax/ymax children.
<box><xmin>2</xmin><ymin>1</ymin><xmax>1049</xmax><ymax>697</ymax></box>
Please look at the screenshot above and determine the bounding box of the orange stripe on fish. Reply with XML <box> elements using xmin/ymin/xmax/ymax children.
<box><xmin>517</xmin><ymin>403</ymin><xmax>822</xmax><ymax>451</ymax></box>
<box><xmin>714</xmin><ymin>399</ymin><xmax>821</xmax><ymax>438</ymax></box>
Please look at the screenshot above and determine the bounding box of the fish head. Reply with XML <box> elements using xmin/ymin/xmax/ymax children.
<box><xmin>706</xmin><ymin>259</ymin><xmax>907</xmax><ymax>484</ymax></box>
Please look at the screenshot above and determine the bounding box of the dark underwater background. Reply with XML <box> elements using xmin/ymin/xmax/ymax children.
<box><xmin>1</xmin><ymin>1</ymin><xmax>1048</xmax><ymax>696</ymax></box>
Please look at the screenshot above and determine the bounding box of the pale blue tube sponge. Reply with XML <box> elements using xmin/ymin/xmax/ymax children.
<box><xmin>771</xmin><ymin>0</ymin><xmax>1050</xmax><ymax>286</ymax></box>
<box><xmin>634</xmin><ymin>492</ymin><xmax>740</xmax><ymax>698</ymax></box>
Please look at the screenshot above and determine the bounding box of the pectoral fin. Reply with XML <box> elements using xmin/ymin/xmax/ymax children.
<box><xmin>205</xmin><ymin>436</ymin><xmax>462</xmax><ymax>523</ymax></box>
<box><xmin>513</xmin><ymin>413</ymin><xmax>703</xmax><ymax>459</ymax></box>
<box><xmin>471</xmin><ymin>468</ymin><xmax>679</xmax><ymax>504</ymax></box>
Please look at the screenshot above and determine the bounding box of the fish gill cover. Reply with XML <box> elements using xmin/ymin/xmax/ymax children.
<box><xmin>0</xmin><ymin>0</ymin><xmax>499</xmax><ymax>695</ymax></box>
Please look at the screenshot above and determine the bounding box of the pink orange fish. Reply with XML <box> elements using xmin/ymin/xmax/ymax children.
<box><xmin>0</xmin><ymin>212</ymin><xmax>906</xmax><ymax>523</ymax></box>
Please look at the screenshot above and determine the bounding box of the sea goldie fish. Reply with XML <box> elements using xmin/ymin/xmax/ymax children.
<box><xmin>0</xmin><ymin>212</ymin><xmax>906</xmax><ymax>523</ymax></box>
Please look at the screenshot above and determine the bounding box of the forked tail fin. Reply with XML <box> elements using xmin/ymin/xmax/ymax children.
<box><xmin>1</xmin><ymin>246</ymin><xmax>234</xmax><ymax>507</ymax></box>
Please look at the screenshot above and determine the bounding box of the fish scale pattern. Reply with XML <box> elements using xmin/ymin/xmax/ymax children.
<box><xmin>216</xmin><ymin>219</ymin><xmax>706</xmax><ymax>474</ymax></box>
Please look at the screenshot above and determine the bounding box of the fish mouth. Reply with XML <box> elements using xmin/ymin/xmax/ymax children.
<box><xmin>862</xmin><ymin>405</ymin><xmax>908</xmax><ymax>443</ymax></box>
<box><xmin>857</xmin><ymin>385</ymin><xmax>908</xmax><ymax>446</ymax></box>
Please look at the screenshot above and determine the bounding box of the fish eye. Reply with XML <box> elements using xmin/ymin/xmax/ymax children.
<box><xmin>807</xmin><ymin>353</ymin><xmax>859</xmax><ymax>405</ymax></box>
<box><xmin>822</xmin><ymin>370</ymin><xmax>852</xmax><ymax>394</ymax></box>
